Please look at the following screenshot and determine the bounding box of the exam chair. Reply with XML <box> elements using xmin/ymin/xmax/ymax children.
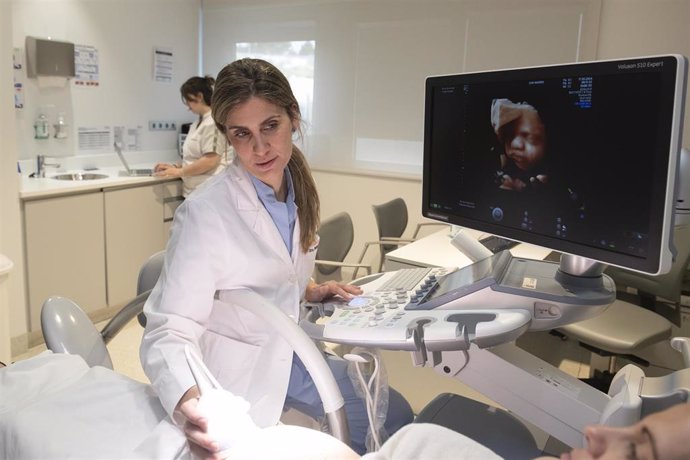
<box><xmin>314</xmin><ymin>212</ymin><xmax>371</xmax><ymax>283</ymax></box>
<box><xmin>136</xmin><ymin>250</ymin><xmax>166</xmax><ymax>327</ymax></box>
<box><xmin>41</xmin><ymin>251</ymin><xmax>165</xmax><ymax>368</ymax></box>
<box><xmin>357</xmin><ymin>197</ymin><xmax>449</xmax><ymax>272</ymax></box>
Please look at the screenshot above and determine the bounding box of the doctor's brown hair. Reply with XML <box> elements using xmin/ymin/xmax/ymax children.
<box><xmin>212</xmin><ymin>58</ymin><xmax>320</xmax><ymax>253</ymax></box>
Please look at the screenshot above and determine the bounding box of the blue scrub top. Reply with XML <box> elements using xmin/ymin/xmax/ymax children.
<box><xmin>250</xmin><ymin>168</ymin><xmax>297</xmax><ymax>255</ymax></box>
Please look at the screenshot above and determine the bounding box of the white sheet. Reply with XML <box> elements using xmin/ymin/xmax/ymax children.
<box><xmin>0</xmin><ymin>351</ymin><xmax>171</xmax><ymax>459</ymax></box>
<box><xmin>1</xmin><ymin>352</ymin><xmax>503</xmax><ymax>460</ymax></box>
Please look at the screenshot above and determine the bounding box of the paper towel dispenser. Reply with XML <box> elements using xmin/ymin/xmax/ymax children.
<box><xmin>25</xmin><ymin>36</ymin><xmax>75</xmax><ymax>78</ymax></box>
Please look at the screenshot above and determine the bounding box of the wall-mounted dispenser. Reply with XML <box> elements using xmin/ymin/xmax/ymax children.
<box><xmin>25</xmin><ymin>36</ymin><xmax>76</xmax><ymax>78</ymax></box>
<box><xmin>33</xmin><ymin>113</ymin><xmax>49</xmax><ymax>139</ymax></box>
<box><xmin>54</xmin><ymin>113</ymin><xmax>68</xmax><ymax>139</ymax></box>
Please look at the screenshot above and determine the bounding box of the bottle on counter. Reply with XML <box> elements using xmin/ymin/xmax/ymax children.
<box><xmin>33</xmin><ymin>113</ymin><xmax>49</xmax><ymax>139</ymax></box>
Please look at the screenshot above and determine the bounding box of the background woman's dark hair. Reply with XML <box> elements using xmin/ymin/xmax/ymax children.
<box><xmin>212</xmin><ymin>58</ymin><xmax>320</xmax><ymax>252</ymax></box>
<box><xmin>180</xmin><ymin>75</ymin><xmax>215</xmax><ymax>105</ymax></box>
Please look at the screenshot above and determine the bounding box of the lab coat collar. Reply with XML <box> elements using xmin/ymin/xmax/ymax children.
<box><xmin>226</xmin><ymin>162</ymin><xmax>298</xmax><ymax>266</ymax></box>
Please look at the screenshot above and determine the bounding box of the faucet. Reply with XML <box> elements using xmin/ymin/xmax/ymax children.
<box><xmin>36</xmin><ymin>154</ymin><xmax>61</xmax><ymax>178</ymax></box>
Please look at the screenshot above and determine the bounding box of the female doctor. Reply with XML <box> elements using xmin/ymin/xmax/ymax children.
<box><xmin>140</xmin><ymin>58</ymin><xmax>413</xmax><ymax>459</ymax></box>
<box><xmin>154</xmin><ymin>76</ymin><xmax>232</xmax><ymax>197</ymax></box>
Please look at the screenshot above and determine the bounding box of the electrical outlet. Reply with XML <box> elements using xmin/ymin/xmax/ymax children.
<box><xmin>148</xmin><ymin>120</ymin><xmax>177</xmax><ymax>131</ymax></box>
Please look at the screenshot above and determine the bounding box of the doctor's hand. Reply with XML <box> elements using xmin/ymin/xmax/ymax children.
<box><xmin>305</xmin><ymin>280</ymin><xmax>363</xmax><ymax>302</ymax></box>
<box><xmin>176</xmin><ymin>386</ymin><xmax>223</xmax><ymax>460</ymax></box>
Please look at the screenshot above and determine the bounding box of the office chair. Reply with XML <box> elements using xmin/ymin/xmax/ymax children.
<box><xmin>358</xmin><ymin>197</ymin><xmax>449</xmax><ymax>272</ymax></box>
<box><xmin>136</xmin><ymin>250</ymin><xmax>165</xmax><ymax>327</ymax></box>
<box><xmin>40</xmin><ymin>251</ymin><xmax>164</xmax><ymax>368</ymax></box>
<box><xmin>314</xmin><ymin>212</ymin><xmax>371</xmax><ymax>283</ymax></box>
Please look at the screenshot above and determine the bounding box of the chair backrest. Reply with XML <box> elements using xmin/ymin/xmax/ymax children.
<box><xmin>138</xmin><ymin>250</ymin><xmax>166</xmax><ymax>295</ymax></box>
<box><xmin>136</xmin><ymin>250</ymin><xmax>165</xmax><ymax>328</ymax></box>
<box><xmin>41</xmin><ymin>296</ymin><xmax>113</xmax><ymax>369</ymax></box>
<box><xmin>314</xmin><ymin>212</ymin><xmax>355</xmax><ymax>282</ymax></box>
<box><xmin>372</xmin><ymin>197</ymin><xmax>408</xmax><ymax>253</ymax></box>
<box><xmin>605</xmin><ymin>224</ymin><xmax>690</xmax><ymax>303</ymax></box>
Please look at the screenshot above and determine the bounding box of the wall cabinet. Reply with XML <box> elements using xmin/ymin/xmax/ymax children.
<box><xmin>23</xmin><ymin>180</ymin><xmax>182</xmax><ymax>332</ymax></box>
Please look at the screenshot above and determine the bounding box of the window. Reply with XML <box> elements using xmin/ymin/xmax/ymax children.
<box><xmin>236</xmin><ymin>41</ymin><xmax>316</xmax><ymax>131</ymax></box>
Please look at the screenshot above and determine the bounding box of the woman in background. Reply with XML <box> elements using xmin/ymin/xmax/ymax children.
<box><xmin>154</xmin><ymin>76</ymin><xmax>232</xmax><ymax>196</ymax></box>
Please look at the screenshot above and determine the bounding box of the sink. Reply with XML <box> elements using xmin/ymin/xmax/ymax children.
<box><xmin>51</xmin><ymin>172</ymin><xmax>109</xmax><ymax>181</ymax></box>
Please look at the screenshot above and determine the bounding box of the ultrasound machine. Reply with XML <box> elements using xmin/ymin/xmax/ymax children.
<box><xmin>302</xmin><ymin>55</ymin><xmax>690</xmax><ymax>449</ymax></box>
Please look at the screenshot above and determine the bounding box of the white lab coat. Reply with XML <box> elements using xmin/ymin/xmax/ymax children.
<box><xmin>140</xmin><ymin>158</ymin><xmax>318</xmax><ymax>428</ymax></box>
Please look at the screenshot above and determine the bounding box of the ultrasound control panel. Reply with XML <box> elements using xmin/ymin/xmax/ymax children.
<box><xmin>301</xmin><ymin>267</ymin><xmax>534</xmax><ymax>353</ymax></box>
<box><xmin>301</xmin><ymin>257</ymin><xmax>616</xmax><ymax>354</ymax></box>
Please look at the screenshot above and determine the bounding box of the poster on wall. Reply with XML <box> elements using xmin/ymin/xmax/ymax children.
<box><xmin>13</xmin><ymin>48</ymin><xmax>24</xmax><ymax>109</ymax></box>
<box><xmin>153</xmin><ymin>46</ymin><xmax>173</xmax><ymax>83</ymax></box>
<box><xmin>74</xmin><ymin>44</ymin><xmax>100</xmax><ymax>87</ymax></box>
<box><xmin>114</xmin><ymin>125</ymin><xmax>142</xmax><ymax>151</ymax></box>
<box><xmin>78</xmin><ymin>126</ymin><xmax>111</xmax><ymax>152</ymax></box>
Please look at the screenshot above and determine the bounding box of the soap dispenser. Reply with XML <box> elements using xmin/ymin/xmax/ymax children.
<box><xmin>33</xmin><ymin>113</ymin><xmax>49</xmax><ymax>139</ymax></box>
<box><xmin>54</xmin><ymin>112</ymin><xmax>68</xmax><ymax>139</ymax></box>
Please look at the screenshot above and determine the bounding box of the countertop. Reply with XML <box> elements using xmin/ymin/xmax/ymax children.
<box><xmin>19</xmin><ymin>150</ymin><xmax>182</xmax><ymax>200</ymax></box>
<box><xmin>20</xmin><ymin>167</ymin><xmax>181</xmax><ymax>200</ymax></box>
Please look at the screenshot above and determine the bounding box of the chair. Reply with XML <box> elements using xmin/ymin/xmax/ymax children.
<box><xmin>135</xmin><ymin>250</ymin><xmax>165</xmax><ymax>327</ymax></box>
<box><xmin>358</xmin><ymin>198</ymin><xmax>449</xmax><ymax>272</ymax></box>
<box><xmin>40</xmin><ymin>251</ymin><xmax>165</xmax><ymax>368</ymax></box>
<box><xmin>558</xmin><ymin>299</ymin><xmax>672</xmax><ymax>385</ymax></box>
<box><xmin>314</xmin><ymin>212</ymin><xmax>371</xmax><ymax>283</ymax></box>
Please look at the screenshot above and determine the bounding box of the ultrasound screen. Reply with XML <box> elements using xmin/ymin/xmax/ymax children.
<box><xmin>423</xmin><ymin>56</ymin><xmax>685</xmax><ymax>273</ymax></box>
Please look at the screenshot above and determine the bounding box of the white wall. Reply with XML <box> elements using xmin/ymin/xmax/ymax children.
<box><xmin>1</xmin><ymin>0</ymin><xmax>25</xmax><ymax>361</ymax></box>
<box><xmin>12</xmin><ymin>0</ymin><xmax>200</xmax><ymax>161</ymax></box>
<box><xmin>6</xmin><ymin>0</ymin><xmax>200</xmax><ymax>349</ymax></box>
<box><xmin>203</xmin><ymin>0</ymin><xmax>599</xmax><ymax>175</ymax></box>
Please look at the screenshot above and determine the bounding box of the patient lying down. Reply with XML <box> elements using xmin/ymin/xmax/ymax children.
<box><xmin>2</xmin><ymin>353</ymin><xmax>689</xmax><ymax>460</ymax></box>
<box><xmin>184</xmin><ymin>401</ymin><xmax>690</xmax><ymax>460</ymax></box>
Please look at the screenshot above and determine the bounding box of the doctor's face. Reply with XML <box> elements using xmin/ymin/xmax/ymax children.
<box><xmin>224</xmin><ymin>96</ymin><xmax>297</xmax><ymax>193</ymax></box>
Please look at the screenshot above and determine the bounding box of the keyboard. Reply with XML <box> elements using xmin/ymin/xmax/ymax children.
<box><xmin>379</xmin><ymin>267</ymin><xmax>434</xmax><ymax>291</ymax></box>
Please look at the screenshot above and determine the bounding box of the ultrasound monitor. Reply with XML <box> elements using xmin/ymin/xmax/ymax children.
<box><xmin>422</xmin><ymin>55</ymin><xmax>687</xmax><ymax>275</ymax></box>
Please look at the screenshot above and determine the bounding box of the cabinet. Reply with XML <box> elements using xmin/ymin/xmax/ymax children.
<box><xmin>23</xmin><ymin>180</ymin><xmax>183</xmax><ymax>332</ymax></box>
<box><xmin>24</xmin><ymin>193</ymin><xmax>107</xmax><ymax>330</ymax></box>
<box><xmin>104</xmin><ymin>181</ymin><xmax>182</xmax><ymax>306</ymax></box>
